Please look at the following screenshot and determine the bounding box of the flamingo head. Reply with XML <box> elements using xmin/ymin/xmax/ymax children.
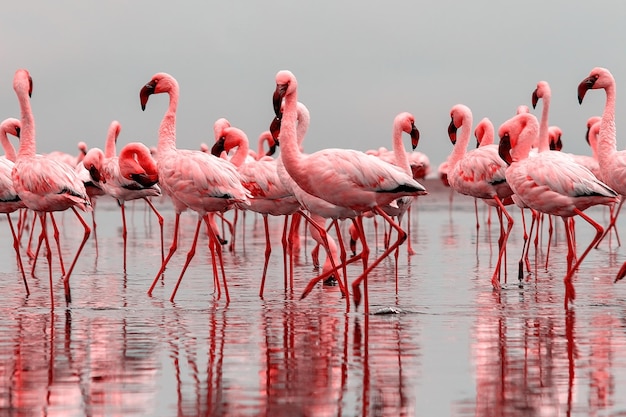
<box><xmin>13</xmin><ymin>69</ymin><xmax>33</xmax><ymax>98</ymax></box>
<box><xmin>273</xmin><ymin>70</ymin><xmax>296</xmax><ymax>118</ymax></box>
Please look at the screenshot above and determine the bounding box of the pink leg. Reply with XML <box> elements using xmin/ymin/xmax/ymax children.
<box><xmin>564</xmin><ymin>209</ymin><xmax>605</xmax><ymax>308</ymax></box>
<box><xmin>297</xmin><ymin>211</ymin><xmax>349</xmax><ymax>307</ymax></box>
<box><xmin>143</xmin><ymin>197</ymin><xmax>165</xmax><ymax>264</ymax></box>
<box><xmin>121</xmin><ymin>203</ymin><xmax>128</xmax><ymax>271</ymax></box>
<box><xmin>170</xmin><ymin>217</ymin><xmax>203</xmax><ymax>302</ymax></box>
<box><xmin>489</xmin><ymin>197</ymin><xmax>514</xmax><ymax>291</ymax></box>
<box><xmin>259</xmin><ymin>214</ymin><xmax>272</xmax><ymax>297</ymax></box>
<box><xmin>148</xmin><ymin>212</ymin><xmax>181</xmax><ymax>296</ymax></box>
<box><xmin>38</xmin><ymin>214</ymin><xmax>55</xmax><ymax>309</ymax></box>
<box><xmin>7</xmin><ymin>213</ymin><xmax>29</xmax><ymax>295</ymax></box>
<box><xmin>351</xmin><ymin>207</ymin><xmax>405</xmax><ymax>314</ymax></box>
<box><xmin>63</xmin><ymin>207</ymin><xmax>91</xmax><ymax>304</ymax></box>
<box><xmin>205</xmin><ymin>214</ymin><xmax>229</xmax><ymax>303</ymax></box>
<box><xmin>49</xmin><ymin>214</ymin><xmax>66</xmax><ymax>276</ymax></box>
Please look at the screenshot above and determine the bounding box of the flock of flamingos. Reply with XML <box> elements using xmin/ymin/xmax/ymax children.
<box><xmin>1</xmin><ymin>66</ymin><xmax>624</xmax><ymax>313</ymax></box>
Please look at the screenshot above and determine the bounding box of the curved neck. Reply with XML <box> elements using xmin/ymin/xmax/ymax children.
<box><xmin>448</xmin><ymin>113</ymin><xmax>472</xmax><ymax>170</ymax></box>
<box><xmin>224</xmin><ymin>127</ymin><xmax>249</xmax><ymax>167</ymax></box>
<box><xmin>16</xmin><ymin>87</ymin><xmax>36</xmax><ymax>159</ymax></box>
<box><xmin>537</xmin><ymin>93</ymin><xmax>550</xmax><ymax>152</ymax></box>
<box><xmin>157</xmin><ymin>84</ymin><xmax>179</xmax><ymax>154</ymax></box>
<box><xmin>0</xmin><ymin>131</ymin><xmax>17</xmax><ymax>162</ymax></box>
<box><xmin>104</xmin><ymin>123</ymin><xmax>119</xmax><ymax>158</ymax></box>
<box><xmin>279</xmin><ymin>88</ymin><xmax>302</xmax><ymax>177</ymax></box>
<box><xmin>598</xmin><ymin>81</ymin><xmax>617</xmax><ymax>164</ymax></box>
<box><xmin>391</xmin><ymin>120</ymin><xmax>411</xmax><ymax>175</ymax></box>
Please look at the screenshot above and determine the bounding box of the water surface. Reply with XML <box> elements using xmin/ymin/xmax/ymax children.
<box><xmin>1</xmin><ymin>179</ymin><xmax>626</xmax><ymax>416</ymax></box>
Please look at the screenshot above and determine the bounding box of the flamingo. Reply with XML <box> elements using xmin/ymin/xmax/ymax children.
<box><xmin>11</xmin><ymin>68</ymin><xmax>92</xmax><ymax>306</ymax></box>
<box><xmin>271</xmin><ymin>70</ymin><xmax>427</xmax><ymax>313</ymax></box>
<box><xmin>578</xmin><ymin>67</ymin><xmax>626</xmax><ymax>250</ymax></box>
<box><xmin>274</xmin><ymin>101</ymin><xmax>360</xmax><ymax>302</ymax></box>
<box><xmin>446</xmin><ymin>104</ymin><xmax>515</xmax><ymax>290</ymax></box>
<box><xmin>81</xmin><ymin>140</ymin><xmax>164</xmax><ymax>270</ymax></box>
<box><xmin>497</xmin><ymin>111</ymin><xmax>618</xmax><ymax>308</ymax></box>
<box><xmin>140</xmin><ymin>72</ymin><xmax>250</xmax><ymax>303</ymax></box>
<box><xmin>0</xmin><ymin>118</ymin><xmax>29</xmax><ymax>294</ymax></box>
<box><xmin>210</xmin><ymin>122</ymin><xmax>304</xmax><ymax>296</ymax></box>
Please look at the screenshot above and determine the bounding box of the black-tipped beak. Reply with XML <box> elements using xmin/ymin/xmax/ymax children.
<box><xmin>531</xmin><ymin>89</ymin><xmax>539</xmax><ymax>109</ymax></box>
<box><xmin>89</xmin><ymin>165</ymin><xmax>103</xmax><ymax>183</ymax></box>
<box><xmin>448</xmin><ymin>118</ymin><xmax>458</xmax><ymax>144</ymax></box>
<box><xmin>498</xmin><ymin>133</ymin><xmax>512</xmax><ymax>166</ymax></box>
<box><xmin>578</xmin><ymin>76</ymin><xmax>596</xmax><ymax>104</ymax></box>
<box><xmin>266</xmin><ymin>142</ymin><xmax>277</xmax><ymax>156</ymax></box>
<box><xmin>410</xmin><ymin>123</ymin><xmax>419</xmax><ymax>150</ymax></box>
<box><xmin>270</xmin><ymin>117</ymin><xmax>281</xmax><ymax>142</ymax></box>
<box><xmin>211</xmin><ymin>137</ymin><xmax>226</xmax><ymax>157</ymax></box>
<box><xmin>140</xmin><ymin>81</ymin><xmax>156</xmax><ymax>111</ymax></box>
<box><xmin>273</xmin><ymin>84</ymin><xmax>287</xmax><ymax>118</ymax></box>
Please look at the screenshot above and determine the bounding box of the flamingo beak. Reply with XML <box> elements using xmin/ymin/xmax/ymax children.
<box><xmin>578</xmin><ymin>75</ymin><xmax>597</xmax><ymax>104</ymax></box>
<box><xmin>531</xmin><ymin>89</ymin><xmax>539</xmax><ymax>109</ymax></box>
<box><xmin>266</xmin><ymin>141</ymin><xmax>277</xmax><ymax>157</ymax></box>
<box><xmin>270</xmin><ymin>117</ymin><xmax>281</xmax><ymax>143</ymax></box>
<box><xmin>448</xmin><ymin>118</ymin><xmax>458</xmax><ymax>144</ymax></box>
<box><xmin>89</xmin><ymin>165</ymin><xmax>103</xmax><ymax>183</ymax></box>
<box><xmin>211</xmin><ymin>137</ymin><xmax>226</xmax><ymax>157</ymax></box>
<box><xmin>15</xmin><ymin>127</ymin><xmax>20</xmax><ymax>138</ymax></box>
<box><xmin>410</xmin><ymin>123</ymin><xmax>419</xmax><ymax>150</ymax></box>
<box><xmin>140</xmin><ymin>81</ymin><xmax>156</xmax><ymax>111</ymax></box>
<box><xmin>273</xmin><ymin>84</ymin><xmax>287</xmax><ymax>118</ymax></box>
<box><xmin>498</xmin><ymin>133</ymin><xmax>512</xmax><ymax>166</ymax></box>
<box><xmin>28</xmin><ymin>75</ymin><xmax>33</xmax><ymax>98</ymax></box>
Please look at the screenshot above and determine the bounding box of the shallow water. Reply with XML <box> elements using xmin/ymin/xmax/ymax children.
<box><xmin>1</xmin><ymin>178</ymin><xmax>626</xmax><ymax>416</ymax></box>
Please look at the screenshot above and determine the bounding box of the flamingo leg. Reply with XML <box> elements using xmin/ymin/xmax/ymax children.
<box><xmin>258</xmin><ymin>214</ymin><xmax>272</xmax><ymax>297</ymax></box>
<box><xmin>63</xmin><ymin>207</ymin><xmax>91</xmax><ymax>304</ymax></box>
<box><xmin>148</xmin><ymin>212</ymin><xmax>181</xmax><ymax>296</ymax></box>
<box><xmin>7</xmin><ymin>213</ymin><xmax>29</xmax><ymax>295</ymax></box>
<box><xmin>280</xmin><ymin>214</ymin><xmax>290</xmax><ymax>292</ymax></box>
<box><xmin>489</xmin><ymin>197</ymin><xmax>514</xmax><ymax>290</ymax></box>
<box><xmin>595</xmin><ymin>198</ymin><xmax>623</xmax><ymax>248</ymax></box>
<box><xmin>351</xmin><ymin>207</ymin><xmax>407</xmax><ymax>314</ymax></box>
<box><xmin>170</xmin><ymin>217</ymin><xmax>203</xmax><ymax>302</ymax></box>
<box><xmin>25</xmin><ymin>211</ymin><xmax>37</xmax><ymax>260</ymax></box>
<box><xmin>205</xmin><ymin>213</ymin><xmax>229</xmax><ymax>303</ymax></box>
<box><xmin>121</xmin><ymin>202</ymin><xmax>128</xmax><ymax>271</ymax></box>
<box><xmin>297</xmin><ymin>210</ymin><xmax>349</xmax><ymax>305</ymax></box>
<box><xmin>49</xmin><ymin>213</ymin><xmax>66</xmax><ymax>276</ymax></box>
<box><xmin>143</xmin><ymin>197</ymin><xmax>165</xmax><ymax>263</ymax></box>
<box><xmin>38</xmin><ymin>213</ymin><xmax>55</xmax><ymax>309</ymax></box>
<box><xmin>563</xmin><ymin>209</ymin><xmax>605</xmax><ymax>308</ymax></box>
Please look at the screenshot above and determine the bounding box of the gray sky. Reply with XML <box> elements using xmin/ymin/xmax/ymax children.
<box><xmin>1</xmin><ymin>1</ymin><xmax>625</xmax><ymax>173</ymax></box>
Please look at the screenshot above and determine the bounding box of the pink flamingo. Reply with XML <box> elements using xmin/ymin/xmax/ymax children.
<box><xmin>0</xmin><ymin>118</ymin><xmax>29</xmax><ymax>294</ymax></box>
<box><xmin>271</xmin><ymin>70</ymin><xmax>427</xmax><ymax>313</ymax></box>
<box><xmin>210</xmin><ymin>122</ymin><xmax>305</xmax><ymax>296</ymax></box>
<box><xmin>11</xmin><ymin>68</ymin><xmax>92</xmax><ymax>306</ymax></box>
<box><xmin>497</xmin><ymin>111</ymin><xmax>618</xmax><ymax>308</ymax></box>
<box><xmin>446</xmin><ymin>104</ymin><xmax>515</xmax><ymax>290</ymax></box>
<box><xmin>140</xmin><ymin>72</ymin><xmax>250</xmax><ymax>303</ymax></box>
<box><xmin>578</xmin><ymin>67</ymin><xmax>626</xmax><ymax>250</ymax></box>
<box><xmin>274</xmin><ymin>101</ymin><xmax>359</xmax><ymax>302</ymax></box>
<box><xmin>81</xmin><ymin>140</ymin><xmax>164</xmax><ymax>270</ymax></box>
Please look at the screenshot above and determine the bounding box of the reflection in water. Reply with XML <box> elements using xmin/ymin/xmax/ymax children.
<box><xmin>3</xmin><ymin>181</ymin><xmax>626</xmax><ymax>415</ymax></box>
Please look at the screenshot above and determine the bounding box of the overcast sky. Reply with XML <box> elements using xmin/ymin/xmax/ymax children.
<box><xmin>1</xmin><ymin>1</ymin><xmax>625</xmax><ymax>174</ymax></box>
